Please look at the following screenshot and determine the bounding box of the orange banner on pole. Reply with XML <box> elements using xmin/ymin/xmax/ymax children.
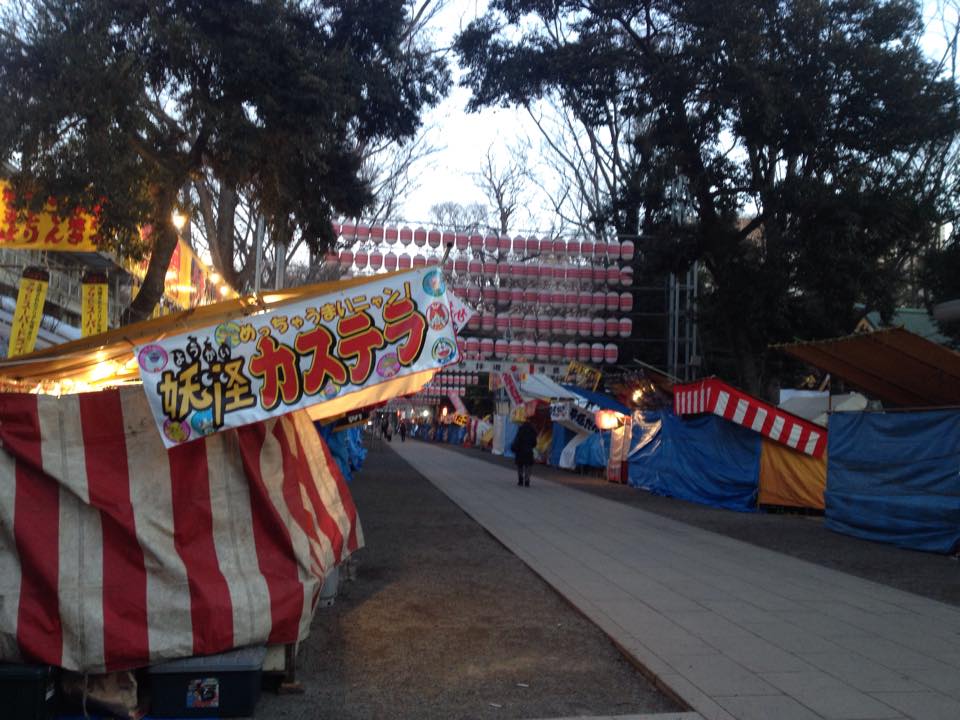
<box><xmin>81</xmin><ymin>273</ymin><xmax>109</xmax><ymax>337</ymax></box>
<box><xmin>8</xmin><ymin>268</ymin><xmax>49</xmax><ymax>357</ymax></box>
<box><xmin>0</xmin><ymin>182</ymin><xmax>99</xmax><ymax>252</ymax></box>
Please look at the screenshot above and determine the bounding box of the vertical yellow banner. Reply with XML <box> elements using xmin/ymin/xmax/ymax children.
<box><xmin>8</xmin><ymin>267</ymin><xmax>49</xmax><ymax>358</ymax></box>
<box><xmin>81</xmin><ymin>272</ymin><xmax>109</xmax><ymax>337</ymax></box>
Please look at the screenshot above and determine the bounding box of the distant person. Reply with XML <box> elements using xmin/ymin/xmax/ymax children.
<box><xmin>399</xmin><ymin>419</ymin><xmax>407</xmax><ymax>442</ymax></box>
<box><xmin>511</xmin><ymin>420</ymin><xmax>537</xmax><ymax>487</ymax></box>
<box><xmin>381</xmin><ymin>418</ymin><xmax>392</xmax><ymax>442</ymax></box>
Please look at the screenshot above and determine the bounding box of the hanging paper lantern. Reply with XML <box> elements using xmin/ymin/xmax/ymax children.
<box><xmin>620</xmin><ymin>266</ymin><xmax>634</xmax><ymax>287</ymax></box>
<box><xmin>509</xmin><ymin>339</ymin><xmax>523</xmax><ymax>357</ymax></box>
<box><xmin>592</xmin><ymin>290</ymin><xmax>606</xmax><ymax>307</ymax></box>
<box><xmin>604</xmin><ymin>343</ymin><xmax>618</xmax><ymax>364</ymax></box>
<box><xmin>483</xmin><ymin>260</ymin><xmax>497</xmax><ymax>277</ymax></box>
<box><xmin>523</xmin><ymin>339</ymin><xmax>537</xmax><ymax>357</ymax></box>
<box><xmin>498</xmin><ymin>235</ymin><xmax>511</xmax><ymax>252</ymax></box>
<box><xmin>398</xmin><ymin>254</ymin><xmax>412</xmax><ymax>270</ymax></box>
<box><xmin>428</xmin><ymin>229</ymin><xmax>442</xmax><ymax>248</ymax></box>
<box><xmin>480</xmin><ymin>338</ymin><xmax>494</xmax><ymax>358</ymax></box>
<box><xmin>483</xmin><ymin>235</ymin><xmax>497</xmax><ymax>252</ymax></box>
<box><xmin>467</xmin><ymin>313</ymin><xmax>481</xmax><ymax>330</ymax></box>
<box><xmin>527</xmin><ymin>237</ymin><xmax>541</xmax><ymax>253</ymax></box>
<box><xmin>524</xmin><ymin>288</ymin><xmax>538</xmax><ymax>304</ymax></box>
<box><xmin>370</xmin><ymin>225</ymin><xmax>384</xmax><ymax>244</ymax></box>
<box><xmin>427</xmin><ymin>256</ymin><xmax>439</xmax><ymax>267</ymax></box>
<box><xmin>577</xmin><ymin>342</ymin><xmax>591</xmax><ymax>362</ymax></box>
<box><xmin>355</xmin><ymin>250</ymin><xmax>369</xmax><ymax>269</ymax></box>
<box><xmin>575</xmin><ymin>266</ymin><xmax>592</xmax><ymax>282</ymax></box>
<box><xmin>385</xmin><ymin>226</ymin><xmax>399</xmax><ymax>245</ymax></box>
<box><xmin>606</xmin><ymin>318</ymin><xmax>619</xmax><ymax>337</ymax></box>
<box><xmin>618</xmin><ymin>240</ymin><xmax>634</xmax><ymax>261</ymax></box>
<box><xmin>565</xmin><ymin>290</ymin><xmax>579</xmax><ymax>307</ymax></box>
<box><xmin>384</xmin><ymin>251</ymin><xmax>398</xmax><ymax>271</ymax></box>
<box><xmin>551</xmin><ymin>315</ymin><xmax>565</xmax><ymax>334</ymax></box>
<box><xmin>510</xmin><ymin>288</ymin><xmax>524</xmax><ymax>305</ymax></box>
<box><xmin>494</xmin><ymin>287</ymin><xmax>509</xmax><ymax>306</ymax></box>
<box><xmin>442</xmin><ymin>260</ymin><xmax>453</xmax><ymax>273</ymax></box>
<box><xmin>566</xmin><ymin>239</ymin><xmax>580</xmax><ymax>257</ymax></box>
<box><xmin>619</xmin><ymin>317</ymin><xmax>632</xmax><ymax>338</ymax></box>
<box><xmin>564</xmin><ymin>317</ymin><xmax>578</xmax><ymax>335</ymax></box>
<box><xmin>496</xmin><ymin>314</ymin><xmax>510</xmax><ymax>333</ymax></box>
<box><xmin>606</xmin><ymin>291</ymin><xmax>619</xmax><ymax>311</ymax></box>
<box><xmin>331</xmin><ymin>221</ymin><xmax>342</xmax><ymax>237</ymax></box>
<box><xmin>592</xmin><ymin>266</ymin><xmax>606</xmax><ymax>284</ymax></box>
<box><xmin>456</xmin><ymin>233</ymin><xmax>469</xmax><ymax>250</ymax></box>
<box><xmin>369</xmin><ymin>249</ymin><xmax>383</xmax><ymax>270</ymax></box>
<box><xmin>412</xmin><ymin>254</ymin><xmax>426</xmax><ymax>269</ymax></box>
<box><xmin>620</xmin><ymin>292</ymin><xmax>633</xmax><ymax>312</ymax></box>
<box><xmin>536</xmin><ymin>340</ymin><xmax>550</xmax><ymax>360</ymax></box>
<box><xmin>454</xmin><ymin>257</ymin><xmax>468</xmax><ymax>274</ymax></box>
<box><xmin>553</xmin><ymin>238</ymin><xmax>566</xmax><ymax>258</ymax></box>
<box><xmin>564</xmin><ymin>341</ymin><xmax>578</xmax><ymax>360</ymax></box>
<box><xmin>606</xmin><ymin>241</ymin><xmax>620</xmax><ymax>260</ymax></box>
<box><xmin>513</xmin><ymin>236</ymin><xmax>527</xmax><ymax>254</ymax></box>
<box><xmin>356</xmin><ymin>224</ymin><xmax>370</xmax><ymax>242</ymax></box>
<box><xmin>591</xmin><ymin>342</ymin><xmax>605</xmax><ymax>364</ymax></box>
<box><xmin>467</xmin><ymin>286</ymin><xmax>481</xmax><ymax>302</ymax></box>
<box><xmin>413</xmin><ymin>227</ymin><xmax>427</xmax><ymax>247</ymax></box>
<box><xmin>523</xmin><ymin>313</ymin><xmax>537</xmax><ymax>332</ymax></box>
<box><xmin>482</xmin><ymin>286</ymin><xmax>497</xmax><ymax>305</ymax></box>
<box><xmin>495</xmin><ymin>339</ymin><xmax>509</xmax><ymax>357</ymax></box>
<box><xmin>536</xmin><ymin>315</ymin><xmax>551</xmax><ymax>334</ymax></box>
<box><xmin>340</xmin><ymin>222</ymin><xmax>356</xmax><ymax>240</ymax></box>
<box><xmin>591</xmin><ymin>317</ymin><xmax>605</xmax><ymax>337</ymax></box>
<box><xmin>399</xmin><ymin>226</ymin><xmax>413</xmax><ymax>246</ymax></box>
<box><xmin>470</xmin><ymin>234</ymin><xmax>483</xmax><ymax>250</ymax></box>
<box><xmin>607</xmin><ymin>266</ymin><xmax>620</xmax><ymax>285</ymax></box>
<box><xmin>594</xmin><ymin>240</ymin><xmax>608</xmax><ymax>259</ymax></box>
<box><xmin>339</xmin><ymin>249</ymin><xmax>354</xmax><ymax>266</ymax></box>
<box><xmin>522</xmin><ymin>263</ymin><xmax>537</xmax><ymax>280</ymax></box>
<box><xmin>580</xmin><ymin>239</ymin><xmax>594</xmax><ymax>258</ymax></box>
<box><xmin>468</xmin><ymin>259</ymin><xmax>483</xmax><ymax>276</ymax></box>
<box><xmin>550</xmin><ymin>341</ymin><xmax>564</xmax><ymax>360</ymax></box>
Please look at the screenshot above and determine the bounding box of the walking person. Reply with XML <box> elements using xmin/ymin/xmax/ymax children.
<box><xmin>511</xmin><ymin>419</ymin><xmax>537</xmax><ymax>487</ymax></box>
<box><xmin>381</xmin><ymin>417</ymin><xmax>392</xmax><ymax>442</ymax></box>
<box><xmin>399</xmin><ymin>419</ymin><xmax>407</xmax><ymax>442</ymax></box>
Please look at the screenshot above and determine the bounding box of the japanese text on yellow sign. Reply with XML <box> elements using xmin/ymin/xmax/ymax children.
<box><xmin>0</xmin><ymin>182</ymin><xmax>99</xmax><ymax>252</ymax></box>
<box><xmin>8</xmin><ymin>273</ymin><xmax>48</xmax><ymax>358</ymax></box>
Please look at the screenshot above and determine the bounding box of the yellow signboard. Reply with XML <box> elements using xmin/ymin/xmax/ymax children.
<box><xmin>0</xmin><ymin>182</ymin><xmax>99</xmax><ymax>252</ymax></box>
<box><xmin>452</xmin><ymin>413</ymin><xmax>469</xmax><ymax>427</ymax></box>
<box><xmin>8</xmin><ymin>268</ymin><xmax>49</xmax><ymax>357</ymax></box>
<box><xmin>81</xmin><ymin>274</ymin><xmax>109</xmax><ymax>337</ymax></box>
<box><xmin>562</xmin><ymin>360</ymin><xmax>602</xmax><ymax>392</ymax></box>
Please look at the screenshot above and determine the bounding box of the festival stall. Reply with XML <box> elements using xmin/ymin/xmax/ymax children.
<box><xmin>0</xmin><ymin>267</ymin><xmax>461</xmax><ymax>712</ymax></box>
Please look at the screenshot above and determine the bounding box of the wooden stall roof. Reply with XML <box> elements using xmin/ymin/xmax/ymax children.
<box><xmin>775</xmin><ymin>327</ymin><xmax>960</xmax><ymax>407</ymax></box>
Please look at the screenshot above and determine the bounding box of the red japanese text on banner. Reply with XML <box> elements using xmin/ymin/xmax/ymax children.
<box><xmin>8</xmin><ymin>267</ymin><xmax>49</xmax><ymax>358</ymax></box>
<box><xmin>135</xmin><ymin>268</ymin><xmax>461</xmax><ymax>448</ymax></box>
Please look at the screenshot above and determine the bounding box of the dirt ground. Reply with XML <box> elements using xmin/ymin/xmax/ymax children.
<box><xmin>258</xmin><ymin>443</ymin><xmax>681</xmax><ymax>720</ymax></box>
<box><xmin>442</xmin><ymin>443</ymin><xmax>960</xmax><ymax>607</ymax></box>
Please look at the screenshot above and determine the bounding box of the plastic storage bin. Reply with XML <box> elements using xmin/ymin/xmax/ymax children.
<box><xmin>0</xmin><ymin>663</ymin><xmax>56</xmax><ymax>720</ymax></box>
<box><xmin>148</xmin><ymin>646</ymin><xmax>266</xmax><ymax>718</ymax></box>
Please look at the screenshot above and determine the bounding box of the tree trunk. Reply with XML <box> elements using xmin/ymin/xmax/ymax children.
<box><xmin>122</xmin><ymin>192</ymin><xmax>179</xmax><ymax>324</ymax></box>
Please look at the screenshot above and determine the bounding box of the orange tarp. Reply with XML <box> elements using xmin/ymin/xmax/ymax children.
<box><xmin>758</xmin><ymin>439</ymin><xmax>826</xmax><ymax>510</ymax></box>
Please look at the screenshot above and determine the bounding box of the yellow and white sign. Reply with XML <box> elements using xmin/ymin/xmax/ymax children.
<box><xmin>80</xmin><ymin>275</ymin><xmax>109</xmax><ymax>337</ymax></box>
<box><xmin>0</xmin><ymin>182</ymin><xmax>99</xmax><ymax>252</ymax></box>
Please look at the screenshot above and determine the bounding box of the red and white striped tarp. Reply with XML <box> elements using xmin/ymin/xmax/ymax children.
<box><xmin>673</xmin><ymin>378</ymin><xmax>828</xmax><ymax>458</ymax></box>
<box><xmin>0</xmin><ymin>386</ymin><xmax>362</xmax><ymax>673</ymax></box>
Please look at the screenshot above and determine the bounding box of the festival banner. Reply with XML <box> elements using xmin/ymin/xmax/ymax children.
<box><xmin>562</xmin><ymin>360</ymin><xmax>602</xmax><ymax>391</ymax></box>
<box><xmin>80</xmin><ymin>272</ymin><xmax>109</xmax><ymax>337</ymax></box>
<box><xmin>448</xmin><ymin>391</ymin><xmax>468</xmax><ymax>415</ymax></box>
<box><xmin>0</xmin><ymin>182</ymin><xmax>99</xmax><ymax>251</ymax></box>
<box><xmin>7</xmin><ymin>267</ymin><xmax>49</xmax><ymax>358</ymax></box>
<box><xmin>135</xmin><ymin>268</ymin><xmax>460</xmax><ymax>447</ymax></box>
<box><xmin>502</xmin><ymin>372</ymin><xmax>524</xmax><ymax>407</ymax></box>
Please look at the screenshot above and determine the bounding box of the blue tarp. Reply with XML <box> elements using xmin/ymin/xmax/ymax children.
<box><xmin>574</xmin><ymin>430</ymin><xmax>611</xmax><ymax>468</ymax></box>
<box><xmin>447</xmin><ymin>425</ymin><xmax>467</xmax><ymax>445</ymax></box>
<box><xmin>502</xmin><ymin>420</ymin><xmax>519</xmax><ymax>459</ymax></box>
<box><xmin>549</xmin><ymin>423</ymin><xmax>574</xmax><ymax>466</ymax></box>
<box><xmin>627</xmin><ymin>410</ymin><xmax>760</xmax><ymax>512</ymax></box>
<box><xmin>562</xmin><ymin>385</ymin><xmax>631</xmax><ymax>414</ymax></box>
<box><xmin>826</xmin><ymin>411</ymin><xmax>960</xmax><ymax>554</ymax></box>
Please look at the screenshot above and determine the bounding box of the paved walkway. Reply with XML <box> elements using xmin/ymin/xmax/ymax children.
<box><xmin>388</xmin><ymin>442</ymin><xmax>960</xmax><ymax>720</ymax></box>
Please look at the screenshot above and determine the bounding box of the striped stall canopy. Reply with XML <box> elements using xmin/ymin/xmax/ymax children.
<box><xmin>673</xmin><ymin>378</ymin><xmax>827</xmax><ymax>458</ymax></box>
<box><xmin>0</xmin><ymin>387</ymin><xmax>362</xmax><ymax>673</ymax></box>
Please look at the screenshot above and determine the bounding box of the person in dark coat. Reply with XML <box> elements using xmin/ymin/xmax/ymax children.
<box><xmin>511</xmin><ymin>420</ymin><xmax>537</xmax><ymax>487</ymax></box>
<box><xmin>399</xmin><ymin>419</ymin><xmax>407</xmax><ymax>442</ymax></box>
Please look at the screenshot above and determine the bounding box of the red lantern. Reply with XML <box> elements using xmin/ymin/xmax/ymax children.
<box><xmin>513</xmin><ymin>235</ymin><xmax>527</xmax><ymax>254</ymax></box>
<box><xmin>591</xmin><ymin>342</ymin><xmax>605</xmax><ymax>364</ymax></box>
<box><xmin>580</xmin><ymin>239</ymin><xmax>594</xmax><ymax>258</ymax></box>
<box><xmin>510</xmin><ymin>288</ymin><xmax>524</xmax><ymax>304</ymax></box>
<box><xmin>480</xmin><ymin>338</ymin><xmax>494</xmax><ymax>358</ymax></box>
<box><xmin>564</xmin><ymin>341</ymin><xmax>577</xmax><ymax>360</ymax></box>
<box><xmin>551</xmin><ymin>291</ymin><xmax>564</xmax><ymax>306</ymax></box>
<box><xmin>523</xmin><ymin>339</ymin><xmax>537</xmax><ymax>357</ymax></box>
<box><xmin>340</xmin><ymin>222</ymin><xmax>356</xmax><ymax>240</ymax></box>
<box><xmin>496</xmin><ymin>287</ymin><xmax>511</xmax><ymax>305</ymax></box>
<box><xmin>595</xmin><ymin>240</ymin><xmax>607</xmax><ymax>258</ymax></box>
<box><xmin>564</xmin><ymin>317</ymin><xmax>578</xmax><ymax>335</ymax></box>
<box><xmin>550</xmin><ymin>341</ymin><xmax>564</xmax><ymax>360</ymax></box>
<box><xmin>468</xmin><ymin>259</ymin><xmax>482</xmax><ymax>276</ymax></box>
<box><xmin>527</xmin><ymin>237</ymin><xmax>541</xmax><ymax>253</ymax></box>
<box><xmin>605</xmin><ymin>291</ymin><xmax>619</xmax><ymax>311</ymax></box>
<box><xmin>551</xmin><ymin>315</ymin><xmax>565</xmax><ymax>334</ymax></box>
<box><xmin>339</xmin><ymin>249</ymin><xmax>354</xmax><ymax>266</ymax></box>
<box><xmin>370</xmin><ymin>225</ymin><xmax>384</xmax><ymax>244</ymax></box>
<box><xmin>385</xmin><ymin>226</ymin><xmax>399</xmax><ymax>245</ymax></box>
<box><xmin>566</xmin><ymin>239</ymin><xmax>580</xmax><ymax>257</ymax></box>
<box><xmin>510</xmin><ymin>312</ymin><xmax>524</xmax><ymax>331</ymax></box>
<box><xmin>577</xmin><ymin>342</ymin><xmax>591</xmax><ymax>362</ymax></box>
<box><xmin>413</xmin><ymin>227</ymin><xmax>427</xmax><ymax>247</ymax></box>
<box><xmin>553</xmin><ymin>238</ymin><xmax>566</xmax><ymax>257</ymax></box>
<box><xmin>593</xmin><ymin>266</ymin><xmax>606</xmax><ymax>284</ymax></box>
<box><xmin>620</xmin><ymin>240</ymin><xmax>634</xmax><ymax>261</ymax></box>
<box><xmin>620</xmin><ymin>292</ymin><xmax>633</xmax><ymax>312</ymax></box>
<box><xmin>566</xmin><ymin>290</ymin><xmax>579</xmax><ymax>307</ymax></box>
<box><xmin>454</xmin><ymin>258</ymin><xmax>468</xmax><ymax>274</ymax></box>
<box><xmin>604</xmin><ymin>343</ymin><xmax>618</xmax><ymax>364</ymax></box>
<box><xmin>509</xmin><ymin>339</ymin><xmax>523</xmax><ymax>357</ymax></box>
<box><xmin>369</xmin><ymin>249</ymin><xmax>383</xmax><ymax>270</ymax></box>
<box><xmin>523</xmin><ymin>314</ymin><xmax>537</xmax><ymax>332</ymax></box>
<box><xmin>467</xmin><ymin>313</ymin><xmax>481</xmax><ymax>330</ymax></box>
<box><xmin>498</xmin><ymin>235</ymin><xmax>511</xmax><ymax>252</ymax></box>
<box><xmin>428</xmin><ymin>229</ymin><xmax>441</xmax><ymax>248</ymax></box>
<box><xmin>467</xmin><ymin>286</ymin><xmax>481</xmax><ymax>302</ymax></box>
<box><xmin>356</xmin><ymin>224</ymin><xmax>370</xmax><ymax>242</ymax></box>
<box><xmin>456</xmin><ymin>233</ymin><xmax>469</xmax><ymax>250</ymax></box>
<box><xmin>536</xmin><ymin>315</ymin><xmax>551</xmax><ymax>333</ymax></box>
<box><xmin>427</xmin><ymin>256</ymin><xmax>439</xmax><ymax>267</ymax></box>
<box><xmin>482</xmin><ymin>286</ymin><xmax>497</xmax><ymax>305</ymax></box>
<box><xmin>398</xmin><ymin>254</ymin><xmax>412</xmax><ymax>270</ymax></box>
<box><xmin>412</xmin><ymin>254</ymin><xmax>426</xmax><ymax>268</ymax></box>
<box><xmin>484</xmin><ymin>235</ymin><xmax>498</xmax><ymax>252</ymax></box>
<box><xmin>399</xmin><ymin>226</ymin><xmax>413</xmax><ymax>246</ymax></box>
<box><xmin>578</xmin><ymin>317</ymin><xmax>592</xmax><ymax>336</ymax></box>
<box><xmin>470</xmin><ymin>234</ymin><xmax>483</xmax><ymax>250</ymax></box>
<box><xmin>496</xmin><ymin>314</ymin><xmax>509</xmax><ymax>332</ymax></box>
<box><xmin>591</xmin><ymin>317</ymin><xmax>605</xmax><ymax>337</ymax></box>
<box><xmin>442</xmin><ymin>231</ymin><xmax>455</xmax><ymax>249</ymax></box>
<box><xmin>324</xmin><ymin>251</ymin><xmax>339</xmax><ymax>266</ymax></box>
<box><xmin>536</xmin><ymin>340</ymin><xmax>550</xmax><ymax>360</ymax></box>
<box><xmin>620</xmin><ymin>266</ymin><xmax>633</xmax><ymax>287</ymax></box>
<box><xmin>592</xmin><ymin>290</ymin><xmax>606</xmax><ymax>307</ymax></box>
<box><xmin>607</xmin><ymin>266</ymin><xmax>620</xmax><ymax>285</ymax></box>
<box><xmin>384</xmin><ymin>251</ymin><xmax>398</xmax><ymax>271</ymax></box>
<box><xmin>619</xmin><ymin>318</ymin><xmax>632</xmax><ymax>338</ymax></box>
<box><xmin>606</xmin><ymin>318</ymin><xmax>619</xmax><ymax>337</ymax></box>
<box><xmin>483</xmin><ymin>261</ymin><xmax>497</xmax><ymax>277</ymax></box>
<box><xmin>495</xmin><ymin>339</ymin><xmax>509</xmax><ymax>357</ymax></box>
<box><xmin>523</xmin><ymin>288</ymin><xmax>538</xmax><ymax>304</ymax></box>
<box><xmin>466</xmin><ymin>337</ymin><xmax>480</xmax><ymax>354</ymax></box>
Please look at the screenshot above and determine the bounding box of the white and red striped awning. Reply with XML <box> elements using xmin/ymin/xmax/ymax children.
<box><xmin>673</xmin><ymin>378</ymin><xmax>827</xmax><ymax>458</ymax></box>
<box><xmin>0</xmin><ymin>387</ymin><xmax>362</xmax><ymax>673</ymax></box>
